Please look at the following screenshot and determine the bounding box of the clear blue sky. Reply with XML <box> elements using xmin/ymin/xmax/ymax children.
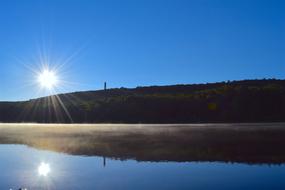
<box><xmin>0</xmin><ymin>0</ymin><xmax>284</xmax><ymax>101</ymax></box>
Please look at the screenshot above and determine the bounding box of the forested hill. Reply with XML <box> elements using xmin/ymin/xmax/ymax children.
<box><xmin>1</xmin><ymin>79</ymin><xmax>285</xmax><ymax>123</ymax></box>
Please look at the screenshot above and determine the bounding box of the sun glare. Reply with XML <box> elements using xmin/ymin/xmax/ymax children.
<box><xmin>38</xmin><ymin>162</ymin><xmax>51</xmax><ymax>177</ymax></box>
<box><xmin>37</xmin><ymin>69</ymin><xmax>58</xmax><ymax>90</ymax></box>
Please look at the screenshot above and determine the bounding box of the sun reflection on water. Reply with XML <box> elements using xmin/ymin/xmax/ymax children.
<box><xmin>38</xmin><ymin>162</ymin><xmax>51</xmax><ymax>177</ymax></box>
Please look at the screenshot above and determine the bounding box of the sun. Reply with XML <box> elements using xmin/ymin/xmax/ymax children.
<box><xmin>37</xmin><ymin>69</ymin><xmax>58</xmax><ymax>90</ymax></box>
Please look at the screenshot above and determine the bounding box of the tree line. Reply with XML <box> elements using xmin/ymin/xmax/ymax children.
<box><xmin>0</xmin><ymin>79</ymin><xmax>285</xmax><ymax>123</ymax></box>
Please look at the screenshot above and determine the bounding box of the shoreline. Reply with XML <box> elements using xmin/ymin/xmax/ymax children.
<box><xmin>0</xmin><ymin>123</ymin><xmax>284</xmax><ymax>164</ymax></box>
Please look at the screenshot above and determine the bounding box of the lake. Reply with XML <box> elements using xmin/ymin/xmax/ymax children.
<box><xmin>0</xmin><ymin>123</ymin><xmax>285</xmax><ymax>189</ymax></box>
<box><xmin>2</xmin><ymin>144</ymin><xmax>285</xmax><ymax>190</ymax></box>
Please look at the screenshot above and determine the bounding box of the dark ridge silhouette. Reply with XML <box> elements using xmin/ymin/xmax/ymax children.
<box><xmin>0</xmin><ymin>79</ymin><xmax>285</xmax><ymax>123</ymax></box>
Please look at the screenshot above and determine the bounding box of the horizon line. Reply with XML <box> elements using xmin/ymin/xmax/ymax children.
<box><xmin>1</xmin><ymin>77</ymin><xmax>284</xmax><ymax>103</ymax></box>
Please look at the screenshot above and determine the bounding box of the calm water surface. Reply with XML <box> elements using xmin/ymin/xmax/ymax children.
<box><xmin>1</xmin><ymin>145</ymin><xmax>285</xmax><ymax>190</ymax></box>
